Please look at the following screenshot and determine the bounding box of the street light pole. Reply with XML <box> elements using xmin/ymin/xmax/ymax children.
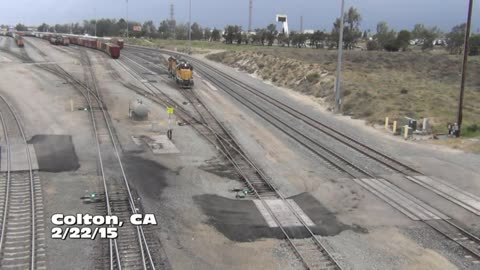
<box><xmin>456</xmin><ymin>0</ymin><xmax>474</xmax><ymax>137</ymax></box>
<box><xmin>126</xmin><ymin>0</ymin><xmax>129</xmax><ymax>39</ymax></box>
<box><xmin>94</xmin><ymin>8</ymin><xmax>97</xmax><ymax>36</ymax></box>
<box><xmin>188</xmin><ymin>0</ymin><xmax>192</xmax><ymax>54</ymax></box>
<box><xmin>334</xmin><ymin>0</ymin><xmax>345</xmax><ymax>113</ymax></box>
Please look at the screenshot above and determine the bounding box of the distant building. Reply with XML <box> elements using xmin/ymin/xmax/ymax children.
<box><xmin>302</xmin><ymin>29</ymin><xmax>314</xmax><ymax>34</ymax></box>
<box><xmin>433</xmin><ymin>39</ymin><xmax>446</xmax><ymax>46</ymax></box>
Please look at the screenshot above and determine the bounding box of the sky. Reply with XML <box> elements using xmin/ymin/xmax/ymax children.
<box><xmin>1</xmin><ymin>0</ymin><xmax>479</xmax><ymax>33</ymax></box>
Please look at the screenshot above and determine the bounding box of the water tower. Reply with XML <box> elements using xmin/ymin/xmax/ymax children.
<box><xmin>276</xmin><ymin>14</ymin><xmax>289</xmax><ymax>37</ymax></box>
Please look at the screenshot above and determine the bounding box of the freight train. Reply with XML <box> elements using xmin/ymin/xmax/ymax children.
<box><xmin>67</xmin><ymin>35</ymin><xmax>120</xmax><ymax>59</ymax></box>
<box><xmin>13</xmin><ymin>33</ymin><xmax>24</xmax><ymax>47</ymax></box>
<box><xmin>34</xmin><ymin>33</ymin><xmax>121</xmax><ymax>59</ymax></box>
<box><xmin>5</xmin><ymin>32</ymin><xmax>24</xmax><ymax>47</ymax></box>
<box><xmin>168</xmin><ymin>57</ymin><xmax>194</xmax><ymax>88</ymax></box>
<box><xmin>49</xmin><ymin>35</ymin><xmax>70</xmax><ymax>46</ymax></box>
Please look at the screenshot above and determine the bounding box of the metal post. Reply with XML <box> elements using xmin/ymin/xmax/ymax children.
<box><xmin>188</xmin><ymin>0</ymin><xmax>192</xmax><ymax>54</ymax></box>
<box><xmin>334</xmin><ymin>0</ymin><xmax>345</xmax><ymax>113</ymax></box>
<box><xmin>94</xmin><ymin>8</ymin><xmax>97</xmax><ymax>36</ymax></box>
<box><xmin>126</xmin><ymin>0</ymin><xmax>129</xmax><ymax>39</ymax></box>
<box><xmin>456</xmin><ymin>0</ymin><xmax>474</xmax><ymax>137</ymax></box>
<box><xmin>248</xmin><ymin>0</ymin><xmax>253</xmax><ymax>32</ymax></box>
<box><xmin>300</xmin><ymin>15</ymin><xmax>303</xmax><ymax>33</ymax></box>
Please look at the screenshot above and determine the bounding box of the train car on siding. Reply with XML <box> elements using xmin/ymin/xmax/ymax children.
<box><xmin>14</xmin><ymin>34</ymin><xmax>24</xmax><ymax>47</ymax></box>
<box><xmin>102</xmin><ymin>43</ymin><xmax>120</xmax><ymax>59</ymax></box>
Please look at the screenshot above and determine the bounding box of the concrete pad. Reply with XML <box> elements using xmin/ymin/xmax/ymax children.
<box><xmin>131</xmin><ymin>136</ymin><xmax>143</xmax><ymax>146</ymax></box>
<box><xmin>407</xmin><ymin>175</ymin><xmax>480</xmax><ymax>215</ymax></box>
<box><xmin>0</xmin><ymin>144</ymin><xmax>39</xmax><ymax>172</ymax></box>
<box><xmin>355</xmin><ymin>178</ymin><xmax>449</xmax><ymax>221</ymax></box>
<box><xmin>254</xmin><ymin>199</ymin><xmax>315</xmax><ymax>228</ymax></box>
<box><xmin>146</xmin><ymin>135</ymin><xmax>180</xmax><ymax>154</ymax></box>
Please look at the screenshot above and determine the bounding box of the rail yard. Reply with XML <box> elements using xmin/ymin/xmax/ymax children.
<box><xmin>0</xmin><ymin>20</ymin><xmax>480</xmax><ymax>270</ymax></box>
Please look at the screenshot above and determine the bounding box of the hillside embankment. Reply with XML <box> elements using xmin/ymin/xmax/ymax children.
<box><xmin>206</xmin><ymin>49</ymin><xmax>480</xmax><ymax>145</ymax></box>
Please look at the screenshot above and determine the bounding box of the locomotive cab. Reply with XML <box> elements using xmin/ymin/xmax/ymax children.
<box><xmin>175</xmin><ymin>62</ymin><xmax>194</xmax><ymax>88</ymax></box>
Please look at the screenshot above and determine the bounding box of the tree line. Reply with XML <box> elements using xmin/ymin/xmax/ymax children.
<box><xmin>8</xmin><ymin>6</ymin><xmax>480</xmax><ymax>56</ymax></box>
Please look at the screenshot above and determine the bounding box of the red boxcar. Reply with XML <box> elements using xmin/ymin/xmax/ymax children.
<box><xmin>15</xmin><ymin>36</ymin><xmax>24</xmax><ymax>47</ymax></box>
<box><xmin>106</xmin><ymin>43</ymin><xmax>120</xmax><ymax>59</ymax></box>
<box><xmin>38</xmin><ymin>33</ymin><xmax>120</xmax><ymax>59</ymax></box>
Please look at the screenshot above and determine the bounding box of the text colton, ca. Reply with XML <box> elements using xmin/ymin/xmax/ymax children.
<box><xmin>51</xmin><ymin>213</ymin><xmax>157</xmax><ymax>226</ymax></box>
<box><xmin>50</xmin><ymin>214</ymin><xmax>157</xmax><ymax>240</ymax></box>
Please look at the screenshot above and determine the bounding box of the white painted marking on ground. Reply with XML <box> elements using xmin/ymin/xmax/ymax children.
<box><xmin>0</xmin><ymin>55</ymin><xmax>12</xmax><ymax>62</ymax></box>
<box><xmin>148</xmin><ymin>135</ymin><xmax>180</xmax><ymax>154</ymax></box>
<box><xmin>253</xmin><ymin>200</ymin><xmax>278</xmax><ymax>227</ymax></box>
<box><xmin>407</xmin><ymin>175</ymin><xmax>480</xmax><ymax>215</ymax></box>
<box><xmin>254</xmin><ymin>199</ymin><xmax>315</xmax><ymax>228</ymax></box>
<box><xmin>0</xmin><ymin>144</ymin><xmax>39</xmax><ymax>171</ymax></box>
<box><xmin>286</xmin><ymin>199</ymin><xmax>315</xmax><ymax>226</ymax></box>
<box><xmin>131</xmin><ymin>136</ymin><xmax>143</xmax><ymax>146</ymax></box>
<box><xmin>203</xmin><ymin>79</ymin><xmax>217</xmax><ymax>91</ymax></box>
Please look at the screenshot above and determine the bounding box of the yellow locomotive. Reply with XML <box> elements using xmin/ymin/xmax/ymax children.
<box><xmin>168</xmin><ymin>57</ymin><xmax>194</xmax><ymax>88</ymax></box>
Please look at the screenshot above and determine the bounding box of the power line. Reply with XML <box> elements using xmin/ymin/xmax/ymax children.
<box><xmin>170</xmin><ymin>2</ymin><xmax>176</xmax><ymax>39</ymax></box>
<box><xmin>300</xmin><ymin>15</ymin><xmax>303</xmax><ymax>33</ymax></box>
<box><xmin>334</xmin><ymin>0</ymin><xmax>345</xmax><ymax>113</ymax></box>
<box><xmin>126</xmin><ymin>0</ymin><xmax>129</xmax><ymax>39</ymax></box>
<box><xmin>248</xmin><ymin>0</ymin><xmax>253</xmax><ymax>32</ymax></box>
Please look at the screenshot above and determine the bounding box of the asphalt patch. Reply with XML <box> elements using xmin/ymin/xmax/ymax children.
<box><xmin>28</xmin><ymin>135</ymin><xmax>79</xmax><ymax>172</ymax></box>
<box><xmin>292</xmin><ymin>192</ymin><xmax>368</xmax><ymax>236</ymax></box>
<box><xmin>193</xmin><ymin>194</ymin><xmax>283</xmax><ymax>242</ymax></box>
<box><xmin>194</xmin><ymin>192</ymin><xmax>367</xmax><ymax>242</ymax></box>
<box><xmin>122</xmin><ymin>155</ymin><xmax>169</xmax><ymax>200</ymax></box>
<box><xmin>199</xmin><ymin>157</ymin><xmax>240</xmax><ymax>180</ymax></box>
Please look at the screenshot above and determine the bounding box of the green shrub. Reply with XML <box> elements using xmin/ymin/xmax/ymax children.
<box><xmin>366</xmin><ymin>40</ymin><xmax>379</xmax><ymax>51</ymax></box>
<box><xmin>306</xmin><ymin>72</ymin><xmax>320</xmax><ymax>83</ymax></box>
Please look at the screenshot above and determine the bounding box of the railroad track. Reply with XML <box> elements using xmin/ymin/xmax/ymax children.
<box><xmin>124</xmin><ymin>45</ymin><xmax>480</xmax><ymax>267</ymax></box>
<box><xmin>0</xmin><ymin>38</ymin><xmax>33</xmax><ymax>63</ymax></box>
<box><xmin>30</xmin><ymin>50</ymin><xmax>156</xmax><ymax>269</ymax></box>
<box><xmin>116</xmin><ymin>50</ymin><xmax>344</xmax><ymax>270</ymax></box>
<box><xmin>0</xmin><ymin>95</ymin><xmax>46</xmax><ymax>269</ymax></box>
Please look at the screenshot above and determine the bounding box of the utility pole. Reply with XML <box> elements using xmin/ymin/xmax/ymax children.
<box><xmin>126</xmin><ymin>0</ymin><xmax>129</xmax><ymax>39</ymax></box>
<box><xmin>188</xmin><ymin>0</ymin><xmax>192</xmax><ymax>53</ymax></box>
<box><xmin>334</xmin><ymin>0</ymin><xmax>345</xmax><ymax>112</ymax></box>
<box><xmin>300</xmin><ymin>16</ymin><xmax>303</xmax><ymax>33</ymax></box>
<box><xmin>456</xmin><ymin>0</ymin><xmax>474</xmax><ymax>137</ymax></box>
<box><xmin>248</xmin><ymin>0</ymin><xmax>253</xmax><ymax>32</ymax></box>
<box><xmin>94</xmin><ymin>8</ymin><xmax>97</xmax><ymax>36</ymax></box>
<box><xmin>170</xmin><ymin>3</ymin><xmax>176</xmax><ymax>39</ymax></box>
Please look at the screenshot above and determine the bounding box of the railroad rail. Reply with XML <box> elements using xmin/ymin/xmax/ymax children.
<box><xmin>116</xmin><ymin>50</ymin><xmax>344</xmax><ymax>270</ymax></box>
<box><xmin>0</xmin><ymin>95</ymin><xmax>45</xmax><ymax>269</ymax></box>
<box><xmin>13</xmin><ymin>37</ymin><xmax>158</xmax><ymax>269</ymax></box>
<box><xmin>123</xmin><ymin>45</ymin><xmax>480</xmax><ymax>266</ymax></box>
<box><xmin>29</xmin><ymin>49</ymin><xmax>156</xmax><ymax>269</ymax></box>
<box><xmin>0</xmin><ymin>39</ymin><xmax>32</xmax><ymax>63</ymax></box>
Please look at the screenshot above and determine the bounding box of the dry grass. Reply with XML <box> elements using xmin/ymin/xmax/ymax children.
<box><xmin>431</xmin><ymin>138</ymin><xmax>480</xmax><ymax>154</ymax></box>
<box><xmin>207</xmin><ymin>49</ymin><xmax>480</xmax><ymax>140</ymax></box>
